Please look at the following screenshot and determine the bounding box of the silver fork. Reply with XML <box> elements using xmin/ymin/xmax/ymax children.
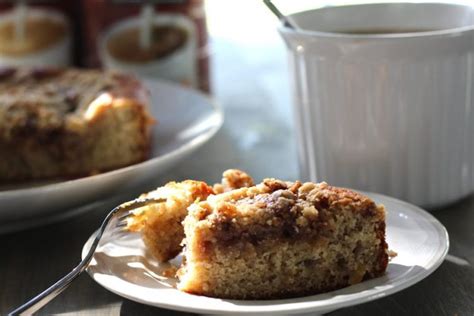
<box><xmin>8</xmin><ymin>197</ymin><xmax>166</xmax><ymax>316</ymax></box>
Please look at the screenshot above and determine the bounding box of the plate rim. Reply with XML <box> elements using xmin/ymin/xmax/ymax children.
<box><xmin>0</xmin><ymin>80</ymin><xmax>223</xmax><ymax>198</ymax></box>
<box><xmin>82</xmin><ymin>191</ymin><xmax>449</xmax><ymax>315</ymax></box>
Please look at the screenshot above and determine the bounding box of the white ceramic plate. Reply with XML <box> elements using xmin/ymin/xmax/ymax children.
<box><xmin>82</xmin><ymin>192</ymin><xmax>449</xmax><ymax>315</ymax></box>
<box><xmin>0</xmin><ymin>80</ymin><xmax>223</xmax><ymax>233</ymax></box>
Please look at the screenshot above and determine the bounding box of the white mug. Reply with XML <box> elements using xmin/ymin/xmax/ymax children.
<box><xmin>279</xmin><ymin>3</ymin><xmax>474</xmax><ymax>208</ymax></box>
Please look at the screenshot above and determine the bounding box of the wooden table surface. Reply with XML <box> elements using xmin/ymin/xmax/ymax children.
<box><xmin>1</xmin><ymin>3</ymin><xmax>474</xmax><ymax>315</ymax></box>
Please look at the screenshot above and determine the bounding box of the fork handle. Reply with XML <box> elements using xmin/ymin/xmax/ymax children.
<box><xmin>8</xmin><ymin>259</ymin><xmax>89</xmax><ymax>316</ymax></box>
<box><xmin>8</xmin><ymin>197</ymin><xmax>164</xmax><ymax>315</ymax></box>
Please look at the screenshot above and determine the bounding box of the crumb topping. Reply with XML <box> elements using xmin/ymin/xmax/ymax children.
<box><xmin>0</xmin><ymin>67</ymin><xmax>149</xmax><ymax>141</ymax></box>
<box><xmin>188</xmin><ymin>178</ymin><xmax>384</xmax><ymax>244</ymax></box>
<box><xmin>213</xmin><ymin>169</ymin><xmax>254</xmax><ymax>193</ymax></box>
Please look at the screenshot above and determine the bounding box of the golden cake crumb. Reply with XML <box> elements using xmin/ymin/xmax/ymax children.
<box><xmin>162</xmin><ymin>266</ymin><xmax>178</xmax><ymax>278</ymax></box>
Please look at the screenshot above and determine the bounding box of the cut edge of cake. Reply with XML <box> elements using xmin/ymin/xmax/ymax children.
<box><xmin>127</xmin><ymin>169</ymin><xmax>255</xmax><ymax>262</ymax></box>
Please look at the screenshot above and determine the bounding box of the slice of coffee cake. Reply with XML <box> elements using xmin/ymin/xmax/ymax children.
<box><xmin>0</xmin><ymin>67</ymin><xmax>153</xmax><ymax>182</ymax></box>
<box><xmin>128</xmin><ymin>180</ymin><xmax>215</xmax><ymax>262</ymax></box>
<box><xmin>128</xmin><ymin>169</ymin><xmax>255</xmax><ymax>262</ymax></box>
<box><xmin>178</xmin><ymin>178</ymin><xmax>388</xmax><ymax>299</ymax></box>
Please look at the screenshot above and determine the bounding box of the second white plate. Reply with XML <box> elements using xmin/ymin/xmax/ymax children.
<box><xmin>0</xmin><ymin>80</ymin><xmax>223</xmax><ymax>232</ymax></box>
<box><xmin>82</xmin><ymin>192</ymin><xmax>449</xmax><ymax>315</ymax></box>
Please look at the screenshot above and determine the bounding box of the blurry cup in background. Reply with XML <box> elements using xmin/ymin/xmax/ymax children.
<box><xmin>82</xmin><ymin>0</ymin><xmax>210</xmax><ymax>92</ymax></box>
<box><xmin>0</xmin><ymin>7</ymin><xmax>71</xmax><ymax>67</ymax></box>
<box><xmin>280</xmin><ymin>3</ymin><xmax>474</xmax><ymax>208</ymax></box>
<box><xmin>100</xmin><ymin>13</ymin><xmax>197</xmax><ymax>87</ymax></box>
